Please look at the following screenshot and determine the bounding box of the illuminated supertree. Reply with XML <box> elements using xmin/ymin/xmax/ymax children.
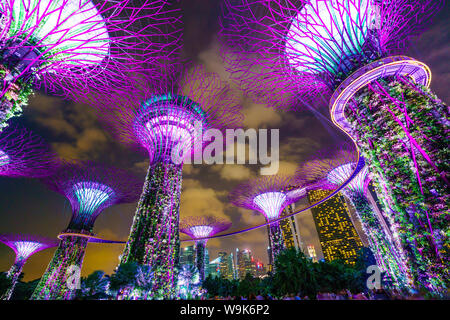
<box><xmin>93</xmin><ymin>65</ymin><xmax>242</xmax><ymax>299</ymax></box>
<box><xmin>0</xmin><ymin>234</ymin><xmax>58</xmax><ymax>300</ymax></box>
<box><xmin>221</xmin><ymin>0</ymin><xmax>449</xmax><ymax>294</ymax></box>
<box><xmin>0</xmin><ymin>0</ymin><xmax>181</xmax><ymax>129</ymax></box>
<box><xmin>229</xmin><ymin>175</ymin><xmax>304</xmax><ymax>266</ymax></box>
<box><xmin>30</xmin><ymin>160</ymin><xmax>142</xmax><ymax>300</ymax></box>
<box><xmin>179</xmin><ymin>216</ymin><xmax>232</xmax><ymax>282</ymax></box>
<box><xmin>299</xmin><ymin>148</ymin><xmax>413</xmax><ymax>291</ymax></box>
<box><xmin>0</xmin><ymin>124</ymin><xmax>57</xmax><ymax>177</ymax></box>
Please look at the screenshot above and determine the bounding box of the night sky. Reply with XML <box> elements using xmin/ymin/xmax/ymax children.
<box><xmin>0</xmin><ymin>1</ymin><xmax>448</xmax><ymax>281</ymax></box>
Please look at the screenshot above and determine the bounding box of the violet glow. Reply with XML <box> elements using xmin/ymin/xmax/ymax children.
<box><xmin>0</xmin><ymin>149</ymin><xmax>9</xmax><ymax>165</ymax></box>
<box><xmin>327</xmin><ymin>162</ymin><xmax>370</xmax><ymax>195</ymax></box>
<box><xmin>0</xmin><ymin>234</ymin><xmax>58</xmax><ymax>263</ymax></box>
<box><xmin>136</xmin><ymin>95</ymin><xmax>207</xmax><ymax>163</ymax></box>
<box><xmin>180</xmin><ymin>216</ymin><xmax>232</xmax><ymax>241</ymax></box>
<box><xmin>94</xmin><ymin>65</ymin><xmax>243</xmax><ymax>165</ymax></box>
<box><xmin>253</xmin><ymin>192</ymin><xmax>287</xmax><ymax>220</ymax></box>
<box><xmin>12</xmin><ymin>241</ymin><xmax>45</xmax><ymax>261</ymax></box>
<box><xmin>228</xmin><ymin>175</ymin><xmax>304</xmax><ymax>221</ymax></box>
<box><xmin>40</xmin><ymin>160</ymin><xmax>142</xmax><ymax>232</ymax></box>
<box><xmin>0</xmin><ymin>0</ymin><xmax>182</xmax><ymax>127</ymax></box>
<box><xmin>189</xmin><ymin>226</ymin><xmax>214</xmax><ymax>239</ymax></box>
<box><xmin>0</xmin><ymin>124</ymin><xmax>57</xmax><ymax>177</ymax></box>
<box><xmin>4</xmin><ymin>0</ymin><xmax>109</xmax><ymax>70</ymax></box>
<box><xmin>220</xmin><ymin>0</ymin><xmax>441</xmax><ymax>106</ymax></box>
<box><xmin>73</xmin><ymin>181</ymin><xmax>113</xmax><ymax>216</ymax></box>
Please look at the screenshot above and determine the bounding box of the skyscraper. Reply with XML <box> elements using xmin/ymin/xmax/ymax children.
<box><xmin>254</xmin><ymin>259</ymin><xmax>267</xmax><ymax>278</ymax></box>
<box><xmin>180</xmin><ymin>245</ymin><xmax>195</xmax><ymax>267</ymax></box>
<box><xmin>279</xmin><ymin>204</ymin><xmax>304</xmax><ymax>251</ymax></box>
<box><xmin>237</xmin><ymin>249</ymin><xmax>256</xmax><ymax>279</ymax></box>
<box><xmin>308</xmin><ymin>189</ymin><xmax>364</xmax><ymax>265</ymax></box>
<box><xmin>218</xmin><ymin>252</ymin><xmax>233</xmax><ymax>280</ymax></box>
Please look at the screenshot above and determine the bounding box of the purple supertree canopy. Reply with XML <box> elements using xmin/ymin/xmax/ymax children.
<box><xmin>219</xmin><ymin>0</ymin><xmax>442</xmax><ymax>109</ymax></box>
<box><xmin>39</xmin><ymin>160</ymin><xmax>142</xmax><ymax>231</ymax></box>
<box><xmin>228</xmin><ymin>175</ymin><xmax>304</xmax><ymax>221</ymax></box>
<box><xmin>95</xmin><ymin>64</ymin><xmax>243</xmax><ymax>164</ymax></box>
<box><xmin>0</xmin><ymin>124</ymin><xmax>58</xmax><ymax>177</ymax></box>
<box><xmin>0</xmin><ymin>234</ymin><xmax>58</xmax><ymax>263</ymax></box>
<box><xmin>179</xmin><ymin>216</ymin><xmax>232</xmax><ymax>240</ymax></box>
<box><xmin>297</xmin><ymin>145</ymin><xmax>369</xmax><ymax>195</ymax></box>
<box><xmin>0</xmin><ymin>0</ymin><xmax>182</xmax><ymax>110</ymax></box>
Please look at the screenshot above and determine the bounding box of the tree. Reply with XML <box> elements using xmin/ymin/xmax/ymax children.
<box><xmin>109</xmin><ymin>262</ymin><xmax>140</xmax><ymax>299</ymax></box>
<box><xmin>272</xmin><ymin>248</ymin><xmax>318</xmax><ymax>297</ymax></box>
<box><xmin>76</xmin><ymin>271</ymin><xmax>110</xmax><ymax>300</ymax></box>
<box><xmin>237</xmin><ymin>273</ymin><xmax>260</xmax><ymax>297</ymax></box>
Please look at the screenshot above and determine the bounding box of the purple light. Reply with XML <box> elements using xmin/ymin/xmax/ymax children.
<box><xmin>0</xmin><ymin>149</ymin><xmax>9</xmax><ymax>165</ymax></box>
<box><xmin>73</xmin><ymin>181</ymin><xmax>113</xmax><ymax>215</ymax></box>
<box><xmin>229</xmin><ymin>175</ymin><xmax>303</xmax><ymax>221</ymax></box>
<box><xmin>189</xmin><ymin>226</ymin><xmax>214</xmax><ymax>239</ymax></box>
<box><xmin>253</xmin><ymin>192</ymin><xmax>287</xmax><ymax>220</ymax></box>
<box><xmin>328</xmin><ymin>162</ymin><xmax>370</xmax><ymax>195</ymax></box>
<box><xmin>40</xmin><ymin>160</ymin><xmax>142</xmax><ymax>231</ymax></box>
<box><xmin>0</xmin><ymin>234</ymin><xmax>58</xmax><ymax>263</ymax></box>
<box><xmin>12</xmin><ymin>241</ymin><xmax>45</xmax><ymax>260</ymax></box>
<box><xmin>180</xmin><ymin>216</ymin><xmax>232</xmax><ymax>241</ymax></box>
<box><xmin>0</xmin><ymin>124</ymin><xmax>57</xmax><ymax>177</ymax></box>
<box><xmin>94</xmin><ymin>65</ymin><xmax>243</xmax><ymax>164</ymax></box>
<box><xmin>220</xmin><ymin>0</ymin><xmax>441</xmax><ymax>107</ymax></box>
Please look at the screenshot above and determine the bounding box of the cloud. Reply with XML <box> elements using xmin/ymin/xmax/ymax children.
<box><xmin>180</xmin><ymin>184</ymin><xmax>230</xmax><ymax>221</ymax></box>
<box><xmin>218</xmin><ymin>164</ymin><xmax>253</xmax><ymax>181</ymax></box>
<box><xmin>242</xmin><ymin>102</ymin><xmax>283</xmax><ymax>128</ymax></box>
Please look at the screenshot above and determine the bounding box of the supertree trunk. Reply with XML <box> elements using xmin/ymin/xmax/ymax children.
<box><xmin>345</xmin><ymin>77</ymin><xmax>449</xmax><ymax>294</ymax></box>
<box><xmin>0</xmin><ymin>260</ymin><xmax>25</xmax><ymax>300</ymax></box>
<box><xmin>120</xmin><ymin>162</ymin><xmax>182</xmax><ymax>299</ymax></box>
<box><xmin>30</xmin><ymin>235</ymin><xmax>88</xmax><ymax>300</ymax></box>
<box><xmin>195</xmin><ymin>240</ymin><xmax>206</xmax><ymax>282</ymax></box>
<box><xmin>347</xmin><ymin>192</ymin><xmax>412</xmax><ymax>292</ymax></box>
<box><xmin>267</xmin><ymin>221</ymin><xmax>286</xmax><ymax>267</ymax></box>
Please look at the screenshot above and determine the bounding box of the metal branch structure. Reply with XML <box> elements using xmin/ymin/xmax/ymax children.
<box><xmin>298</xmin><ymin>147</ymin><xmax>412</xmax><ymax>291</ymax></box>
<box><xmin>179</xmin><ymin>216</ymin><xmax>232</xmax><ymax>282</ymax></box>
<box><xmin>229</xmin><ymin>175</ymin><xmax>305</xmax><ymax>266</ymax></box>
<box><xmin>0</xmin><ymin>234</ymin><xmax>57</xmax><ymax>300</ymax></box>
<box><xmin>0</xmin><ymin>0</ymin><xmax>182</xmax><ymax>129</ymax></box>
<box><xmin>0</xmin><ymin>124</ymin><xmax>58</xmax><ymax>177</ymax></box>
<box><xmin>93</xmin><ymin>64</ymin><xmax>243</xmax><ymax>299</ymax></box>
<box><xmin>30</xmin><ymin>160</ymin><xmax>142</xmax><ymax>300</ymax></box>
<box><xmin>221</xmin><ymin>0</ymin><xmax>448</xmax><ymax>294</ymax></box>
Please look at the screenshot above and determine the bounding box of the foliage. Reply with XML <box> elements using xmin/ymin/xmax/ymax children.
<box><xmin>75</xmin><ymin>271</ymin><xmax>110</xmax><ymax>300</ymax></box>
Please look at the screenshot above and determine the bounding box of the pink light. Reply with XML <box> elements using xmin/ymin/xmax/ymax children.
<box><xmin>13</xmin><ymin>241</ymin><xmax>45</xmax><ymax>260</ymax></box>
<box><xmin>189</xmin><ymin>226</ymin><xmax>214</xmax><ymax>239</ymax></box>
<box><xmin>253</xmin><ymin>192</ymin><xmax>287</xmax><ymax>220</ymax></box>
<box><xmin>327</xmin><ymin>162</ymin><xmax>370</xmax><ymax>195</ymax></box>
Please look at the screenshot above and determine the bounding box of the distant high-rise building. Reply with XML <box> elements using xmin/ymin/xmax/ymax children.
<box><xmin>208</xmin><ymin>257</ymin><xmax>220</xmax><ymax>278</ymax></box>
<box><xmin>307</xmin><ymin>245</ymin><xmax>318</xmax><ymax>263</ymax></box>
<box><xmin>308</xmin><ymin>189</ymin><xmax>363</xmax><ymax>265</ymax></box>
<box><xmin>218</xmin><ymin>252</ymin><xmax>233</xmax><ymax>280</ymax></box>
<box><xmin>280</xmin><ymin>204</ymin><xmax>304</xmax><ymax>251</ymax></box>
<box><xmin>254</xmin><ymin>259</ymin><xmax>266</xmax><ymax>278</ymax></box>
<box><xmin>180</xmin><ymin>245</ymin><xmax>195</xmax><ymax>267</ymax></box>
<box><xmin>237</xmin><ymin>249</ymin><xmax>255</xmax><ymax>279</ymax></box>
